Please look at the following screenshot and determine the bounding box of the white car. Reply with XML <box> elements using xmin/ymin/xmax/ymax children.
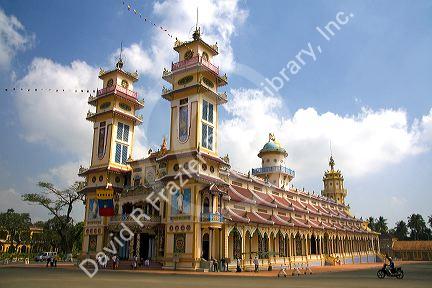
<box><xmin>35</xmin><ymin>252</ymin><xmax>57</xmax><ymax>262</ymax></box>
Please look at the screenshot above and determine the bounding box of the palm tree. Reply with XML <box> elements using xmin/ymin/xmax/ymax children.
<box><xmin>407</xmin><ymin>214</ymin><xmax>427</xmax><ymax>240</ymax></box>
<box><xmin>367</xmin><ymin>217</ymin><xmax>376</xmax><ymax>231</ymax></box>
<box><xmin>394</xmin><ymin>220</ymin><xmax>408</xmax><ymax>240</ymax></box>
<box><xmin>375</xmin><ymin>216</ymin><xmax>388</xmax><ymax>234</ymax></box>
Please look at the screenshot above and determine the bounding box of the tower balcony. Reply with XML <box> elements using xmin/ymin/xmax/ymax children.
<box><xmin>162</xmin><ymin>56</ymin><xmax>228</xmax><ymax>87</ymax></box>
<box><xmin>201</xmin><ymin>212</ymin><xmax>224</xmax><ymax>223</ymax></box>
<box><xmin>161</xmin><ymin>84</ymin><xmax>227</xmax><ymax>104</ymax></box>
<box><xmin>86</xmin><ymin>108</ymin><xmax>143</xmax><ymax>125</ymax></box>
<box><xmin>89</xmin><ymin>84</ymin><xmax>144</xmax><ymax>109</ymax></box>
<box><xmin>251</xmin><ymin>165</ymin><xmax>296</xmax><ymax>178</ymax></box>
<box><xmin>173</xmin><ymin>55</ymin><xmax>219</xmax><ymax>74</ymax></box>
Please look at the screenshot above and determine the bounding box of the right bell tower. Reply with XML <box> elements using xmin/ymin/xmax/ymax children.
<box><xmin>161</xmin><ymin>27</ymin><xmax>228</xmax><ymax>157</ymax></box>
<box><xmin>321</xmin><ymin>155</ymin><xmax>348</xmax><ymax>204</ymax></box>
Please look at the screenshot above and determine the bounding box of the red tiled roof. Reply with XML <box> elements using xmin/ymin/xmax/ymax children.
<box><xmin>291</xmin><ymin>217</ymin><xmax>311</xmax><ymax>228</ymax></box>
<box><xmin>252</xmin><ymin>191</ymin><xmax>277</xmax><ymax>208</ymax></box>
<box><xmin>308</xmin><ymin>219</ymin><xmax>324</xmax><ymax>229</ymax></box>
<box><xmin>321</xmin><ymin>221</ymin><xmax>336</xmax><ymax>230</ymax></box>
<box><xmin>272</xmin><ymin>214</ymin><xmax>294</xmax><ymax>226</ymax></box>
<box><xmin>273</xmin><ymin>195</ymin><xmax>294</xmax><ymax>210</ymax></box>
<box><xmin>291</xmin><ymin>199</ymin><xmax>308</xmax><ymax>213</ymax></box>
<box><xmin>226</xmin><ymin>208</ymin><xmax>250</xmax><ymax>223</ymax></box>
<box><xmin>229</xmin><ymin>186</ymin><xmax>255</xmax><ymax>204</ymax></box>
<box><xmin>247</xmin><ymin>211</ymin><xmax>274</xmax><ymax>225</ymax></box>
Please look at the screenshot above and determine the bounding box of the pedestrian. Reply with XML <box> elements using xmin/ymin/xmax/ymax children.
<box><xmin>236</xmin><ymin>258</ymin><xmax>242</xmax><ymax>272</ymax></box>
<box><xmin>46</xmin><ymin>257</ymin><xmax>50</xmax><ymax>267</ymax></box>
<box><xmin>221</xmin><ymin>258</ymin><xmax>225</xmax><ymax>272</ymax></box>
<box><xmin>278</xmin><ymin>264</ymin><xmax>287</xmax><ymax>277</ymax></box>
<box><xmin>213</xmin><ymin>258</ymin><xmax>219</xmax><ymax>272</ymax></box>
<box><xmin>54</xmin><ymin>255</ymin><xmax>57</xmax><ymax>267</ymax></box>
<box><xmin>144</xmin><ymin>259</ymin><xmax>150</xmax><ymax>269</ymax></box>
<box><xmin>132</xmin><ymin>255</ymin><xmax>138</xmax><ymax>270</ymax></box>
<box><xmin>209</xmin><ymin>258</ymin><xmax>213</xmax><ymax>272</ymax></box>
<box><xmin>253</xmin><ymin>256</ymin><xmax>259</xmax><ymax>272</ymax></box>
<box><xmin>112</xmin><ymin>255</ymin><xmax>117</xmax><ymax>270</ymax></box>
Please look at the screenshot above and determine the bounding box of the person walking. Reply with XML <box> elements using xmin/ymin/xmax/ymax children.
<box><xmin>112</xmin><ymin>255</ymin><xmax>117</xmax><ymax>270</ymax></box>
<box><xmin>278</xmin><ymin>264</ymin><xmax>287</xmax><ymax>277</ymax></box>
<box><xmin>253</xmin><ymin>256</ymin><xmax>259</xmax><ymax>272</ymax></box>
<box><xmin>212</xmin><ymin>258</ymin><xmax>219</xmax><ymax>272</ymax></box>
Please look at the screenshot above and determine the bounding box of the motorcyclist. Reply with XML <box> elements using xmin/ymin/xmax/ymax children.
<box><xmin>385</xmin><ymin>254</ymin><xmax>395</xmax><ymax>274</ymax></box>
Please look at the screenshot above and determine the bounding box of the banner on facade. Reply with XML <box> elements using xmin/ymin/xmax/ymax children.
<box><xmin>96</xmin><ymin>188</ymin><xmax>114</xmax><ymax>217</ymax></box>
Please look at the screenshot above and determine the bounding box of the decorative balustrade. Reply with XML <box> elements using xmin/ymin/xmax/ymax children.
<box><xmin>171</xmin><ymin>56</ymin><xmax>219</xmax><ymax>75</ymax></box>
<box><xmin>251</xmin><ymin>166</ymin><xmax>296</xmax><ymax>177</ymax></box>
<box><xmin>201</xmin><ymin>213</ymin><xmax>224</xmax><ymax>223</ymax></box>
<box><xmin>86</xmin><ymin>111</ymin><xmax>95</xmax><ymax>118</ymax></box>
<box><xmin>110</xmin><ymin>214</ymin><xmax>161</xmax><ymax>223</ymax></box>
<box><xmin>96</xmin><ymin>84</ymin><xmax>138</xmax><ymax>99</ymax></box>
<box><xmin>161</xmin><ymin>86</ymin><xmax>172</xmax><ymax>95</ymax></box>
<box><xmin>218</xmin><ymin>92</ymin><xmax>228</xmax><ymax>102</ymax></box>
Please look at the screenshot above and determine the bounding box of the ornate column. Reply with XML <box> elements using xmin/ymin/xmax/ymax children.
<box><xmin>209</xmin><ymin>229</ymin><xmax>213</xmax><ymax>260</ymax></box>
<box><xmin>136</xmin><ymin>233</ymin><xmax>141</xmax><ymax>259</ymax></box>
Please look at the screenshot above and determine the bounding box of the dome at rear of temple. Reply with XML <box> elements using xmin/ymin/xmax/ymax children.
<box><xmin>258</xmin><ymin>133</ymin><xmax>288</xmax><ymax>158</ymax></box>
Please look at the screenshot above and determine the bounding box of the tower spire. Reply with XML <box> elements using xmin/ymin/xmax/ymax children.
<box><xmin>193</xmin><ymin>7</ymin><xmax>201</xmax><ymax>40</ymax></box>
<box><xmin>329</xmin><ymin>140</ymin><xmax>335</xmax><ymax>170</ymax></box>
<box><xmin>116</xmin><ymin>41</ymin><xmax>124</xmax><ymax>69</ymax></box>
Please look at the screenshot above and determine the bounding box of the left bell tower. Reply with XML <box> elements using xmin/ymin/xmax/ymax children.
<box><xmin>79</xmin><ymin>55</ymin><xmax>144</xmax><ymax>257</ymax></box>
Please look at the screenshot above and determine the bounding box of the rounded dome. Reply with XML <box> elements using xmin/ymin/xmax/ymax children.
<box><xmin>258</xmin><ymin>137</ymin><xmax>287</xmax><ymax>157</ymax></box>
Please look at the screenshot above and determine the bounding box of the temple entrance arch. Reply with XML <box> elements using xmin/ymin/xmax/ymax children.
<box><xmin>311</xmin><ymin>234</ymin><xmax>317</xmax><ymax>255</ymax></box>
<box><xmin>202</xmin><ymin>233</ymin><xmax>210</xmax><ymax>260</ymax></box>
<box><xmin>228</xmin><ymin>228</ymin><xmax>242</xmax><ymax>260</ymax></box>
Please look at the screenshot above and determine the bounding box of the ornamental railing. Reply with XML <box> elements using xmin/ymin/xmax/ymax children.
<box><xmin>201</xmin><ymin>212</ymin><xmax>224</xmax><ymax>223</ymax></box>
<box><xmin>251</xmin><ymin>166</ymin><xmax>296</xmax><ymax>177</ymax></box>
<box><xmin>110</xmin><ymin>214</ymin><xmax>161</xmax><ymax>223</ymax></box>
<box><xmin>96</xmin><ymin>84</ymin><xmax>138</xmax><ymax>99</ymax></box>
<box><xmin>171</xmin><ymin>56</ymin><xmax>219</xmax><ymax>75</ymax></box>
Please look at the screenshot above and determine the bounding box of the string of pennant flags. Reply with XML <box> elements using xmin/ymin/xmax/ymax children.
<box><xmin>1</xmin><ymin>2</ymin><xmax>197</xmax><ymax>94</ymax></box>
<box><xmin>2</xmin><ymin>88</ymin><xmax>97</xmax><ymax>93</ymax></box>
<box><xmin>122</xmin><ymin>1</ymin><xmax>174</xmax><ymax>38</ymax></box>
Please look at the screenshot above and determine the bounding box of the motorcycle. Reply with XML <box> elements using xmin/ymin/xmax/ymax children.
<box><xmin>377</xmin><ymin>263</ymin><xmax>404</xmax><ymax>279</ymax></box>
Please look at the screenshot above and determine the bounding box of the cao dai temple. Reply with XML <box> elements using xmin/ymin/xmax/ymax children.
<box><xmin>78</xmin><ymin>27</ymin><xmax>380</xmax><ymax>270</ymax></box>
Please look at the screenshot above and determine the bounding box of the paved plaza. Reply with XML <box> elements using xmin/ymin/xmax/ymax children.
<box><xmin>0</xmin><ymin>263</ymin><xmax>431</xmax><ymax>288</ymax></box>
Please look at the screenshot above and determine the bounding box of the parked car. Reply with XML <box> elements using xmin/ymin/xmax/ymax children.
<box><xmin>35</xmin><ymin>252</ymin><xmax>57</xmax><ymax>262</ymax></box>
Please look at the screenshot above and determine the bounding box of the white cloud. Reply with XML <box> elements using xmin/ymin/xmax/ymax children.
<box><xmin>113</xmin><ymin>0</ymin><xmax>247</xmax><ymax>79</ymax></box>
<box><xmin>38</xmin><ymin>161</ymin><xmax>83</xmax><ymax>188</ymax></box>
<box><xmin>219</xmin><ymin>88</ymin><xmax>432</xmax><ymax>182</ymax></box>
<box><xmin>15</xmin><ymin>58</ymin><xmax>98</xmax><ymax>158</ymax></box>
<box><xmin>0</xmin><ymin>8</ymin><xmax>34</xmax><ymax>70</ymax></box>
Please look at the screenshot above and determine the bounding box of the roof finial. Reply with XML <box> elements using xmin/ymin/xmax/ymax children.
<box><xmin>116</xmin><ymin>41</ymin><xmax>124</xmax><ymax>69</ymax></box>
<box><xmin>192</xmin><ymin>7</ymin><xmax>201</xmax><ymax>40</ymax></box>
<box><xmin>329</xmin><ymin>140</ymin><xmax>335</xmax><ymax>170</ymax></box>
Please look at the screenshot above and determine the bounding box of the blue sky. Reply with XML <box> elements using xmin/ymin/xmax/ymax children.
<box><xmin>0</xmin><ymin>0</ymin><xmax>431</xmax><ymax>226</ymax></box>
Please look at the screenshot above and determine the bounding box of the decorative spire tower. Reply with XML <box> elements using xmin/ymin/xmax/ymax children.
<box><xmin>321</xmin><ymin>156</ymin><xmax>347</xmax><ymax>204</ymax></box>
<box><xmin>79</xmin><ymin>53</ymin><xmax>144</xmax><ymax>256</ymax></box>
<box><xmin>252</xmin><ymin>133</ymin><xmax>295</xmax><ymax>189</ymax></box>
<box><xmin>162</xmin><ymin>25</ymin><xmax>227</xmax><ymax>156</ymax></box>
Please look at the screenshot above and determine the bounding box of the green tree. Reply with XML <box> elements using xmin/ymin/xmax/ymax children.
<box><xmin>407</xmin><ymin>214</ymin><xmax>430</xmax><ymax>240</ymax></box>
<box><xmin>367</xmin><ymin>217</ymin><xmax>376</xmax><ymax>231</ymax></box>
<box><xmin>375</xmin><ymin>216</ymin><xmax>388</xmax><ymax>234</ymax></box>
<box><xmin>0</xmin><ymin>209</ymin><xmax>31</xmax><ymax>253</ymax></box>
<box><xmin>429</xmin><ymin>215</ymin><xmax>432</xmax><ymax>229</ymax></box>
<box><xmin>394</xmin><ymin>220</ymin><xmax>409</xmax><ymax>240</ymax></box>
<box><xmin>22</xmin><ymin>181</ymin><xmax>84</xmax><ymax>253</ymax></box>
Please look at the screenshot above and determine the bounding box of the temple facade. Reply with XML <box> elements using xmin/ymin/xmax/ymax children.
<box><xmin>79</xmin><ymin>27</ymin><xmax>380</xmax><ymax>270</ymax></box>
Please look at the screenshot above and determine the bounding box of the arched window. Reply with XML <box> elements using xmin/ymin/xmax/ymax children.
<box><xmin>202</xmin><ymin>52</ymin><xmax>209</xmax><ymax>61</ymax></box>
<box><xmin>203</xmin><ymin>197</ymin><xmax>210</xmax><ymax>214</ymax></box>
